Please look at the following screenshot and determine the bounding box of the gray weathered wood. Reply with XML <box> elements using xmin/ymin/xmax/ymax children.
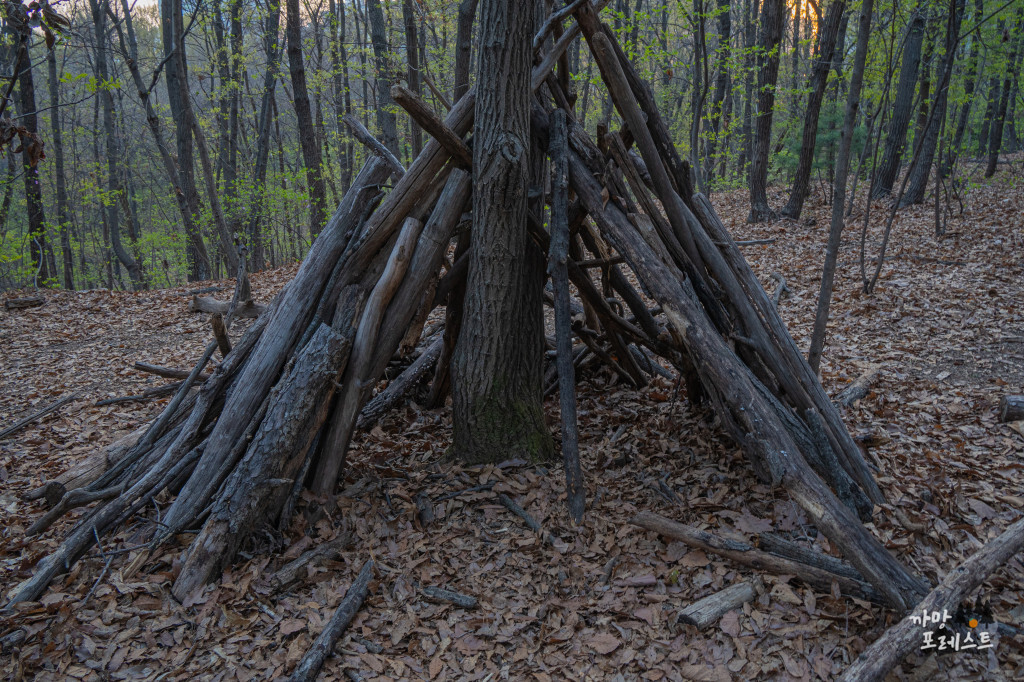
<box><xmin>677</xmin><ymin>580</ymin><xmax>760</xmax><ymax>629</ymax></box>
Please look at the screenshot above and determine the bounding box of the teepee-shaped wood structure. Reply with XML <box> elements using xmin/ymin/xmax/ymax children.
<box><xmin>10</xmin><ymin>1</ymin><xmax>930</xmax><ymax>616</ymax></box>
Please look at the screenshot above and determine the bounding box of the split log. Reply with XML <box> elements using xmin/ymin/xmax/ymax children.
<box><xmin>836</xmin><ymin>366</ymin><xmax>881</xmax><ymax>408</ymax></box>
<box><xmin>677</xmin><ymin>579</ymin><xmax>761</xmax><ymax>629</ymax></box>
<box><xmin>289</xmin><ymin>559</ymin><xmax>375</xmax><ymax>682</ymax></box>
<box><xmin>173</xmin><ymin>319</ymin><xmax>357</xmax><ymax>600</ymax></box>
<box><xmin>998</xmin><ymin>395</ymin><xmax>1024</xmax><ymax>422</ymax></box>
<box><xmin>134</xmin><ymin>362</ymin><xmax>211</xmax><ymax>381</ymax></box>
<box><xmin>160</xmin><ymin>159</ymin><xmax>392</xmax><ymax>534</ymax></box>
<box><xmin>3</xmin><ymin>295</ymin><xmax>45</xmax><ymax>310</ymax></box>
<box><xmin>356</xmin><ymin>336</ymin><xmax>443</xmax><ymax>430</ymax></box>
<box><xmin>549</xmin><ymin>109</ymin><xmax>585</xmax><ymax>522</ymax></box>
<box><xmin>189</xmin><ymin>296</ymin><xmax>266</xmax><ymax>319</ymax></box>
<box><xmin>422</xmin><ymin>586</ymin><xmax>478</xmax><ymax>609</ymax></box>
<box><xmin>342</xmin><ymin>114</ymin><xmax>406</xmax><ymax>179</ymax></box>
<box><xmin>272</xmin><ymin>532</ymin><xmax>354</xmax><ymax>590</ymax></box>
<box><xmin>631</xmin><ymin>512</ymin><xmax>884</xmax><ymax>604</ymax></box>
<box><xmin>391</xmin><ymin>85</ymin><xmax>472</xmax><ymax>167</ymax></box>
<box><xmin>0</xmin><ymin>393</ymin><xmax>78</xmax><ymax>441</ymax></box>
<box><xmin>838</xmin><ymin>516</ymin><xmax>1024</xmax><ymax>682</ymax></box>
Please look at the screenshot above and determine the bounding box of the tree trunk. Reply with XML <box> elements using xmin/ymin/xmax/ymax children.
<box><xmin>807</xmin><ymin>0</ymin><xmax>874</xmax><ymax>374</ymax></box>
<box><xmin>985</xmin><ymin>20</ymin><xmax>1021</xmax><ymax>177</ymax></box>
<box><xmin>286</xmin><ymin>0</ymin><xmax>327</xmax><ymax>235</ymax></box>
<box><xmin>872</xmin><ymin>13</ymin><xmax>925</xmax><ymax>198</ymax></box>
<box><xmin>246</xmin><ymin>0</ymin><xmax>284</xmax><ymax>270</ymax></box>
<box><xmin>451</xmin><ymin>0</ymin><xmax>552</xmax><ymax>465</ymax></box>
<box><xmin>705</xmin><ymin>0</ymin><xmax>731</xmax><ymax>182</ymax></box>
<box><xmin>454</xmin><ymin>0</ymin><xmax>477</xmax><ymax>102</ymax></box>
<box><xmin>781</xmin><ymin>0</ymin><xmax>847</xmax><ymax>219</ymax></box>
<box><xmin>747</xmin><ymin>0</ymin><xmax>784</xmax><ymax>222</ymax></box>
<box><xmin>159</xmin><ymin>0</ymin><xmax>212</xmax><ymax>280</ymax></box>
<box><xmin>979</xmin><ymin>77</ymin><xmax>999</xmax><ymax>156</ymax></box>
<box><xmin>329</xmin><ymin>0</ymin><xmax>353</xmax><ymax>193</ymax></box>
<box><xmin>945</xmin><ymin>0</ymin><xmax>982</xmax><ymax>175</ymax></box>
<box><xmin>900</xmin><ymin>0</ymin><xmax>965</xmax><ymax>206</ymax></box>
<box><xmin>366</xmin><ymin>0</ymin><xmax>400</xmax><ymax>156</ymax></box>
<box><xmin>47</xmin><ymin>47</ymin><xmax>73</xmax><ymax>289</ymax></box>
<box><xmin>402</xmin><ymin>0</ymin><xmax>422</xmax><ymax>159</ymax></box>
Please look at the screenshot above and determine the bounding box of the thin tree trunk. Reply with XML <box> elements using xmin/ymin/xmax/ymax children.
<box><xmin>47</xmin><ymin>47</ymin><xmax>73</xmax><ymax>289</ymax></box>
<box><xmin>747</xmin><ymin>0</ymin><xmax>784</xmax><ymax>222</ymax></box>
<box><xmin>807</xmin><ymin>0</ymin><xmax>874</xmax><ymax>374</ymax></box>
<box><xmin>985</xmin><ymin>18</ymin><xmax>1021</xmax><ymax>177</ymax></box>
<box><xmin>900</xmin><ymin>0</ymin><xmax>965</xmax><ymax>206</ymax></box>
<box><xmin>705</xmin><ymin>0</ymin><xmax>731</xmax><ymax>182</ymax></box>
<box><xmin>979</xmin><ymin>76</ymin><xmax>999</xmax><ymax>156</ymax></box>
<box><xmin>402</xmin><ymin>0</ymin><xmax>422</xmax><ymax>159</ymax></box>
<box><xmin>454</xmin><ymin>0</ymin><xmax>477</xmax><ymax>102</ymax></box>
<box><xmin>781</xmin><ymin>0</ymin><xmax>847</xmax><ymax>219</ymax></box>
<box><xmin>945</xmin><ymin>0</ymin><xmax>982</xmax><ymax>175</ymax></box>
<box><xmin>286</xmin><ymin>0</ymin><xmax>327</xmax><ymax>235</ymax></box>
<box><xmin>451</xmin><ymin>0</ymin><xmax>552</xmax><ymax>465</ymax></box>
<box><xmin>366</xmin><ymin>0</ymin><xmax>400</xmax><ymax>155</ymax></box>
<box><xmin>872</xmin><ymin>13</ymin><xmax>924</xmax><ymax>198</ymax></box>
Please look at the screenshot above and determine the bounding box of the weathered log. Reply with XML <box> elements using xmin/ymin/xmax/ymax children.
<box><xmin>836</xmin><ymin>366</ymin><xmax>881</xmax><ymax>408</ymax></box>
<box><xmin>0</xmin><ymin>393</ymin><xmax>79</xmax><ymax>442</ymax></box>
<box><xmin>998</xmin><ymin>395</ymin><xmax>1024</xmax><ymax>422</ymax></box>
<box><xmin>631</xmin><ymin>512</ymin><xmax>884</xmax><ymax>604</ymax></box>
<box><xmin>161</xmin><ymin>159</ymin><xmax>391</xmax><ymax>533</ymax></box>
<box><xmin>314</xmin><ymin>170</ymin><xmax>472</xmax><ymax>495</ymax></box>
<box><xmin>356</xmin><ymin>336</ymin><xmax>443</xmax><ymax>431</ymax></box>
<box><xmin>677</xmin><ymin>579</ymin><xmax>761</xmax><ymax>629</ymax></box>
<box><xmin>272</xmin><ymin>532</ymin><xmax>354</xmax><ymax>590</ymax></box>
<box><xmin>133</xmin><ymin>362</ymin><xmax>211</xmax><ymax>381</ymax></box>
<box><xmin>838</xmin><ymin>516</ymin><xmax>1024</xmax><ymax>682</ymax></box>
<box><xmin>565</xmin><ymin>118</ymin><xmax>926</xmax><ymax>609</ymax></box>
<box><xmin>756</xmin><ymin>532</ymin><xmax>865</xmax><ymax>582</ymax></box>
<box><xmin>173</xmin><ymin>320</ymin><xmax>357</xmax><ymax>600</ymax></box>
<box><xmin>3</xmin><ymin>295</ymin><xmax>45</xmax><ymax>310</ymax></box>
<box><xmin>289</xmin><ymin>559</ymin><xmax>375</xmax><ymax>682</ymax></box>
<box><xmin>343</xmin><ymin>113</ymin><xmax>406</xmax><ymax>179</ymax></box>
<box><xmin>189</xmin><ymin>296</ymin><xmax>266</xmax><ymax>318</ymax></box>
<box><xmin>549</xmin><ymin>110</ymin><xmax>585</xmax><ymax>522</ymax></box>
<box><xmin>422</xmin><ymin>586</ymin><xmax>478</xmax><ymax>609</ymax></box>
<box><xmin>391</xmin><ymin>85</ymin><xmax>472</xmax><ymax>167</ymax></box>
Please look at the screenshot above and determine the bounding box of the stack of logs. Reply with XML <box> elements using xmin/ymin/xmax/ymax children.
<box><xmin>11</xmin><ymin>0</ymin><xmax>944</xmax><ymax>626</ymax></box>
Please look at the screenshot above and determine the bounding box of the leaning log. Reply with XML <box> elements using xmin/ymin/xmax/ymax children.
<box><xmin>838</xmin><ymin>516</ymin><xmax>1024</xmax><ymax>682</ymax></box>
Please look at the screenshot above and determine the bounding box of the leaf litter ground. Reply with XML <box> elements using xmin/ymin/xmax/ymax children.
<box><xmin>1</xmin><ymin>173</ymin><xmax>1023</xmax><ymax>681</ymax></box>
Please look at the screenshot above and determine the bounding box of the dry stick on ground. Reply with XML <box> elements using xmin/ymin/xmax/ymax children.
<box><xmin>838</xmin><ymin>516</ymin><xmax>1024</xmax><ymax>682</ymax></box>
<box><xmin>94</xmin><ymin>383</ymin><xmax>183</xmax><ymax>406</ymax></box>
<box><xmin>0</xmin><ymin>393</ymin><xmax>79</xmax><ymax>441</ymax></box>
<box><xmin>272</xmin><ymin>532</ymin><xmax>354</xmax><ymax>590</ymax></box>
<box><xmin>497</xmin><ymin>493</ymin><xmax>561</xmax><ymax>546</ymax></box>
<box><xmin>289</xmin><ymin>559</ymin><xmax>375</xmax><ymax>682</ymax></box>
<box><xmin>835</xmin><ymin>366</ymin><xmax>881</xmax><ymax>408</ymax></box>
<box><xmin>133</xmin><ymin>362</ymin><xmax>212</xmax><ymax>381</ymax></box>
<box><xmin>422</xmin><ymin>586</ymin><xmax>478</xmax><ymax>609</ymax></box>
<box><xmin>677</xmin><ymin>579</ymin><xmax>762</xmax><ymax>629</ymax></box>
<box><xmin>631</xmin><ymin>512</ymin><xmax>885</xmax><ymax>603</ymax></box>
<box><xmin>343</xmin><ymin>114</ymin><xmax>406</xmax><ymax>179</ymax></box>
<box><xmin>549</xmin><ymin>109</ymin><xmax>585</xmax><ymax>523</ymax></box>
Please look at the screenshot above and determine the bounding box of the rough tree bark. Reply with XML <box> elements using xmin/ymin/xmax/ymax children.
<box><xmin>781</xmin><ymin>0</ymin><xmax>847</xmax><ymax>220</ymax></box>
<box><xmin>366</xmin><ymin>0</ymin><xmax>400</xmax><ymax>156</ymax></box>
<box><xmin>286</xmin><ymin>0</ymin><xmax>327</xmax><ymax>235</ymax></box>
<box><xmin>451</xmin><ymin>0</ymin><xmax>553</xmax><ymax>465</ymax></box>
<box><xmin>873</xmin><ymin>12</ymin><xmax>925</xmax><ymax>198</ymax></box>
<box><xmin>747</xmin><ymin>0</ymin><xmax>784</xmax><ymax>223</ymax></box>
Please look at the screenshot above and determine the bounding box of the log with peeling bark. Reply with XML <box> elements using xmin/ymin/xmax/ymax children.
<box><xmin>289</xmin><ymin>559</ymin><xmax>375</xmax><ymax>682</ymax></box>
<box><xmin>835</xmin><ymin>366</ymin><xmax>881</xmax><ymax>408</ymax></box>
<box><xmin>4</xmin><ymin>295</ymin><xmax>45</xmax><ymax>310</ymax></box>
<box><xmin>631</xmin><ymin>512</ymin><xmax>885</xmax><ymax>604</ymax></box>
<box><xmin>998</xmin><ymin>395</ymin><xmax>1024</xmax><ymax>422</ymax></box>
<box><xmin>677</xmin><ymin>579</ymin><xmax>762</xmax><ymax>629</ymax></box>
<box><xmin>838</xmin><ymin>516</ymin><xmax>1024</xmax><ymax>682</ymax></box>
<box><xmin>189</xmin><ymin>296</ymin><xmax>266</xmax><ymax>318</ymax></box>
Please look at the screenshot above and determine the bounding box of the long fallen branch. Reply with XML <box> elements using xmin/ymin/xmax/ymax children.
<box><xmin>0</xmin><ymin>393</ymin><xmax>79</xmax><ymax>441</ymax></box>
<box><xmin>289</xmin><ymin>559</ymin><xmax>375</xmax><ymax>682</ymax></box>
<box><xmin>631</xmin><ymin>511</ymin><xmax>884</xmax><ymax>603</ymax></box>
<box><xmin>838</xmin><ymin>516</ymin><xmax>1024</xmax><ymax>681</ymax></box>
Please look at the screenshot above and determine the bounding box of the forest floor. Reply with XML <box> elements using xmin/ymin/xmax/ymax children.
<box><xmin>2</xmin><ymin>166</ymin><xmax>1024</xmax><ymax>681</ymax></box>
